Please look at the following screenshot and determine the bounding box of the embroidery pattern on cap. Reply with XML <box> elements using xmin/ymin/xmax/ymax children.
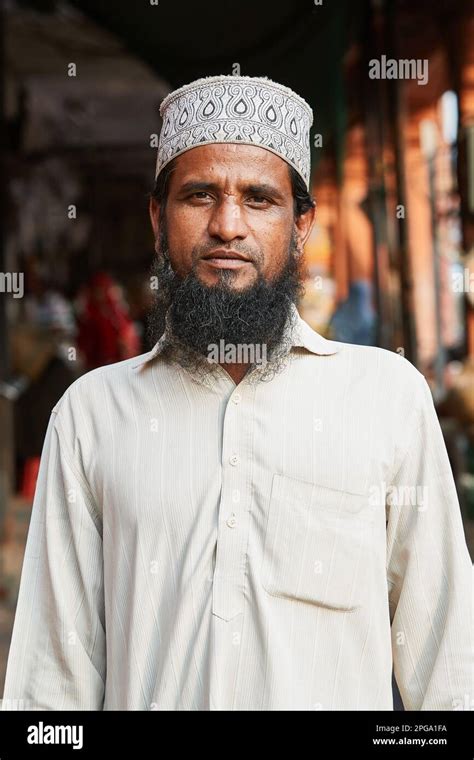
<box><xmin>156</xmin><ymin>76</ymin><xmax>313</xmax><ymax>188</ymax></box>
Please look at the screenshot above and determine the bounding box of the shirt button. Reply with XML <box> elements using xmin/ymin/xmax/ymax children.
<box><xmin>232</xmin><ymin>393</ymin><xmax>242</xmax><ymax>404</ymax></box>
<box><xmin>226</xmin><ymin>513</ymin><xmax>237</xmax><ymax>528</ymax></box>
<box><xmin>229</xmin><ymin>454</ymin><xmax>239</xmax><ymax>466</ymax></box>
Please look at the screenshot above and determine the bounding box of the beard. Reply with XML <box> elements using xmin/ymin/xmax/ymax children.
<box><xmin>146</xmin><ymin>219</ymin><xmax>305</xmax><ymax>384</ymax></box>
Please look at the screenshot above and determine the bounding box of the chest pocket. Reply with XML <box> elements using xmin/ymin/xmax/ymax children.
<box><xmin>261</xmin><ymin>473</ymin><xmax>375</xmax><ymax>612</ymax></box>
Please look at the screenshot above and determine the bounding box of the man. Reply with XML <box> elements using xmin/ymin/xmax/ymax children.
<box><xmin>3</xmin><ymin>75</ymin><xmax>472</xmax><ymax>711</ymax></box>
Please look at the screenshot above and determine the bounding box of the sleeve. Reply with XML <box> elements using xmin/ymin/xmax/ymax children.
<box><xmin>1</xmin><ymin>409</ymin><xmax>106</xmax><ymax>710</ymax></box>
<box><xmin>386</xmin><ymin>374</ymin><xmax>473</xmax><ymax>711</ymax></box>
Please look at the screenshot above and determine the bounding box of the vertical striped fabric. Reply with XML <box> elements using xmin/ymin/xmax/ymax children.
<box><xmin>2</xmin><ymin>305</ymin><xmax>473</xmax><ymax>710</ymax></box>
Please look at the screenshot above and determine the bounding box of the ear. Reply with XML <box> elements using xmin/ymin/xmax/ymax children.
<box><xmin>149</xmin><ymin>197</ymin><xmax>161</xmax><ymax>245</ymax></box>
<box><xmin>294</xmin><ymin>205</ymin><xmax>316</xmax><ymax>252</ymax></box>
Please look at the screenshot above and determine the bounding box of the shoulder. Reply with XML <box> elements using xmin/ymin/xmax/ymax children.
<box><xmin>330</xmin><ymin>339</ymin><xmax>426</xmax><ymax>386</ymax></box>
<box><xmin>324</xmin><ymin>341</ymin><xmax>432</xmax><ymax>428</ymax></box>
<box><xmin>51</xmin><ymin>351</ymin><xmax>152</xmax><ymax>421</ymax></box>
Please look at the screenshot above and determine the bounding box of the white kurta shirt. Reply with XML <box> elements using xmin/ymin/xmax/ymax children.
<box><xmin>2</xmin><ymin>305</ymin><xmax>473</xmax><ymax>710</ymax></box>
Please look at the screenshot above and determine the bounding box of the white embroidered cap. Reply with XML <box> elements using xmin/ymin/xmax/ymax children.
<box><xmin>155</xmin><ymin>75</ymin><xmax>313</xmax><ymax>189</ymax></box>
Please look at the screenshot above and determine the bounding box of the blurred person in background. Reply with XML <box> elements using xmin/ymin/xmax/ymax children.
<box><xmin>329</xmin><ymin>280</ymin><xmax>377</xmax><ymax>345</ymax></box>
<box><xmin>76</xmin><ymin>271</ymin><xmax>140</xmax><ymax>370</ymax></box>
<box><xmin>11</xmin><ymin>259</ymin><xmax>79</xmax><ymax>492</ymax></box>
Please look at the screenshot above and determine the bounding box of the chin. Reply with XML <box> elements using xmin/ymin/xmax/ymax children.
<box><xmin>201</xmin><ymin>269</ymin><xmax>257</xmax><ymax>290</ymax></box>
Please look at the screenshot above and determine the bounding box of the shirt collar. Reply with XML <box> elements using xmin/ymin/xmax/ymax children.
<box><xmin>288</xmin><ymin>303</ymin><xmax>342</xmax><ymax>356</ymax></box>
<box><xmin>131</xmin><ymin>302</ymin><xmax>341</xmax><ymax>370</ymax></box>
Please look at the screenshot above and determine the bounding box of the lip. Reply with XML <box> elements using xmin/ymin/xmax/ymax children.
<box><xmin>200</xmin><ymin>249</ymin><xmax>252</xmax><ymax>269</ymax></box>
<box><xmin>201</xmin><ymin>250</ymin><xmax>251</xmax><ymax>262</ymax></box>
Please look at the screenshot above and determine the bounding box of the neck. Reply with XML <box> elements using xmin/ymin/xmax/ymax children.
<box><xmin>219</xmin><ymin>362</ymin><xmax>251</xmax><ymax>385</ymax></box>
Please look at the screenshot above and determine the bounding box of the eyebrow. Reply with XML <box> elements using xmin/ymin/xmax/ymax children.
<box><xmin>177</xmin><ymin>180</ymin><xmax>286</xmax><ymax>201</ymax></box>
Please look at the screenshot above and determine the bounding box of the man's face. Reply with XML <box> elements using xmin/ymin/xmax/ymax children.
<box><xmin>149</xmin><ymin>143</ymin><xmax>314</xmax><ymax>289</ymax></box>
<box><xmin>147</xmin><ymin>143</ymin><xmax>315</xmax><ymax>379</ymax></box>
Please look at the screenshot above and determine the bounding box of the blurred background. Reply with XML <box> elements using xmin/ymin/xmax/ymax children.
<box><xmin>1</xmin><ymin>0</ymin><xmax>474</xmax><ymax>702</ymax></box>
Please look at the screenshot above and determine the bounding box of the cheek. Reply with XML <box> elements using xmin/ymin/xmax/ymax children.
<box><xmin>165</xmin><ymin>207</ymin><xmax>206</xmax><ymax>258</ymax></box>
<box><xmin>255</xmin><ymin>219</ymin><xmax>294</xmax><ymax>275</ymax></box>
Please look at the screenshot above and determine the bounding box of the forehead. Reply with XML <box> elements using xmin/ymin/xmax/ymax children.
<box><xmin>169</xmin><ymin>143</ymin><xmax>292</xmax><ymax>188</ymax></box>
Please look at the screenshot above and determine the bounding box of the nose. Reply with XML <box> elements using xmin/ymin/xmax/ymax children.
<box><xmin>207</xmin><ymin>197</ymin><xmax>248</xmax><ymax>242</ymax></box>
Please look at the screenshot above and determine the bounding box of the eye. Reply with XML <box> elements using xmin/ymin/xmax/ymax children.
<box><xmin>191</xmin><ymin>191</ymin><xmax>212</xmax><ymax>200</ymax></box>
<box><xmin>247</xmin><ymin>195</ymin><xmax>271</xmax><ymax>205</ymax></box>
